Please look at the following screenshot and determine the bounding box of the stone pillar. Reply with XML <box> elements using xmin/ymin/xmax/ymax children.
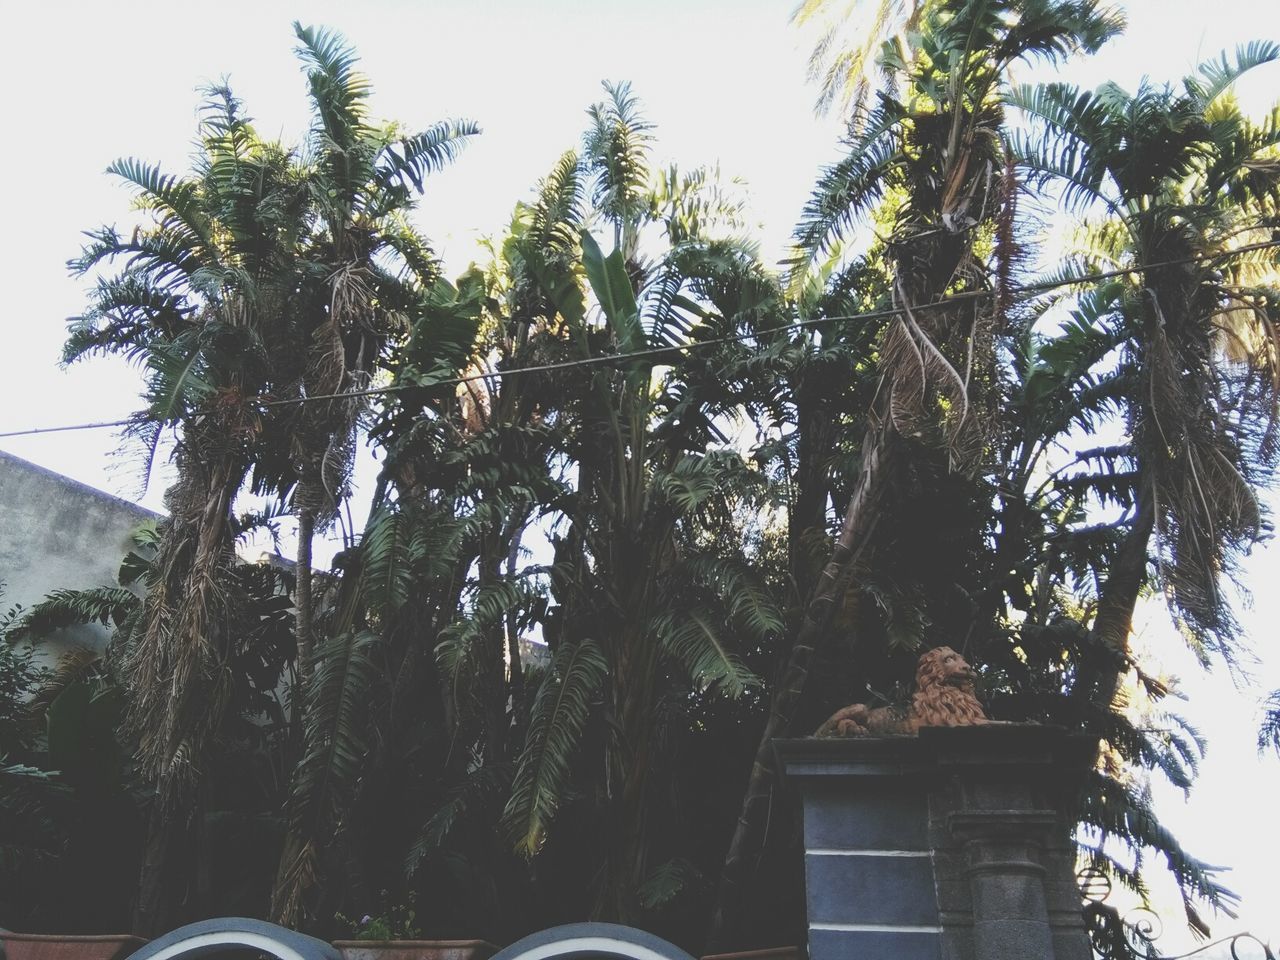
<box><xmin>776</xmin><ymin>724</ymin><xmax>1092</xmax><ymax>960</ymax></box>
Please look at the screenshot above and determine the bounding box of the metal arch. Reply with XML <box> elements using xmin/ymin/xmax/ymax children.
<box><xmin>129</xmin><ymin>919</ymin><xmax>341</xmax><ymax>960</ymax></box>
<box><xmin>490</xmin><ymin>923</ymin><xmax>697</xmax><ymax>960</ymax></box>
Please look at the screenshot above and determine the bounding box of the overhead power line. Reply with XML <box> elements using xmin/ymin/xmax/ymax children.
<box><xmin>3</xmin><ymin>238</ymin><xmax>1278</xmax><ymax>441</ymax></box>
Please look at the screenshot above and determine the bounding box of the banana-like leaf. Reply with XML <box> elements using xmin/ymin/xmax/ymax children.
<box><xmin>581</xmin><ymin>230</ymin><xmax>644</xmax><ymax>356</ymax></box>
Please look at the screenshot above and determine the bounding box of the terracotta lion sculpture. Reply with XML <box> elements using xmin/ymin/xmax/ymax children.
<box><xmin>816</xmin><ymin>646</ymin><xmax>988</xmax><ymax>737</ymax></box>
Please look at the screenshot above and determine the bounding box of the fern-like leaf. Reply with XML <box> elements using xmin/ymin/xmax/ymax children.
<box><xmin>655</xmin><ymin>610</ymin><xmax>759</xmax><ymax>699</ymax></box>
<box><xmin>502</xmin><ymin>638</ymin><xmax>607</xmax><ymax>858</ymax></box>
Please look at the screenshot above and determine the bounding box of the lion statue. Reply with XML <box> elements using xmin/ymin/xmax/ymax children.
<box><xmin>815</xmin><ymin>646</ymin><xmax>988</xmax><ymax>737</ymax></box>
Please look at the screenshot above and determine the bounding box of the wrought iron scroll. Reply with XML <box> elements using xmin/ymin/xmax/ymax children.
<box><xmin>1077</xmin><ymin>867</ymin><xmax>1276</xmax><ymax>960</ymax></box>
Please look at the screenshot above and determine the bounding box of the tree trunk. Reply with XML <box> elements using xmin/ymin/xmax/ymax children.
<box><xmin>1084</xmin><ymin>480</ymin><xmax>1156</xmax><ymax>712</ymax></box>
<box><xmin>790</xmin><ymin>364</ymin><xmax>838</xmax><ymax>604</ymax></box>
<box><xmin>707</xmin><ymin>414</ymin><xmax>892</xmax><ymax>947</ymax></box>
<box><xmin>295</xmin><ymin>506</ymin><xmax>316</xmax><ymax>697</ymax></box>
<box><xmin>505</xmin><ymin>518</ymin><xmax>528</xmax><ymax>732</ymax></box>
<box><xmin>595</xmin><ymin>615</ymin><xmax>659</xmax><ymax>924</ymax></box>
<box><xmin>478</xmin><ymin>534</ymin><xmax>507</xmax><ymax>764</ymax></box>
<box><xmin>132</xmin><ymin>802</ymin><xmax>178</xmax><ymax>936</ymax></box>
<box><xmin>129</xmin><ymin>442</ymin><xmax>244</xmax><ymax>936</ymax></box>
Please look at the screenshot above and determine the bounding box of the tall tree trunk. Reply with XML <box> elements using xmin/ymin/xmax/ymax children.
<box><xmin>1083</xmin><ymin>480</ymin><xmax>1156</xmax><ymax>712</ymax></box>
<box><xmin>595</xmin><ymin>615</ymin><xmax>659</xmax><ymax>923</ymax></box>
<box><xmin>133</xmin><ymin>803</ymin><xmax>179</xmax><ymax>935</ymax></box>
<box><xmin>590</xmin><ymin>518</ymin><xmax>673</xmax><ymax>923</ymax></box>
<box><xmin>708</xmin><ymin>413</ymin><xmax>892</xmax><ymax>947</ymax></box>
<box><xmin>478</xmin><ymin>533</ymin><xmax>508</xmax><ymax>764</ymax></box>
<box><xmin>790</xmin><ymin>364</ymin><xmax>837</xmax><ymax>603</ymax></box>
<box><xmin>295</xmin><ymin>506</ymin><xmax>316</xmax><ymax>698</ymax></box>
<box><xmin>505</xmin><ymin>517</ymin><xmax>529</xmax><ymax>731</ymax></box>
<box><xmin>129</xmin><ymin>441</ymin><xmax>244</xmax><ymax>936</ymax></box>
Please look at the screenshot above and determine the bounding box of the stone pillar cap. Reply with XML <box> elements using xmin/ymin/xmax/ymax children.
<box><xmin>775</xmin><ymin>723</ymin><xmax>1093</xmax><ymax>780</ymax></box>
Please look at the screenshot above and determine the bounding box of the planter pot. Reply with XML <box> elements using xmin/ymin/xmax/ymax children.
<box><xmin>0</xmin><ymin>935</ymin><xmax>146</xmax><ymax>960</ymax></box>
<box><xmin>333</xmin><ymin>941</ymin><xmax>497</xmax><ymax>960</ymax></box>
<box><xmin>701</xmin><ymin>949</ymin><xmax>805</xmax><ymax>960</ymax></box>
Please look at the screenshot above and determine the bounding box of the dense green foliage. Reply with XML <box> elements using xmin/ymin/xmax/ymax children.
<box><xmin>4</xmin><ymin>2</ymin><xmax>1280</xmax><ymax>953</ymax></box>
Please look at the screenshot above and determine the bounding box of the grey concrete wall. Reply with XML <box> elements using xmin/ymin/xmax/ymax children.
<box><xmin>0</xmin><ymin>449</ymin><xmax>157</xmax><ymax>654</ymax></box>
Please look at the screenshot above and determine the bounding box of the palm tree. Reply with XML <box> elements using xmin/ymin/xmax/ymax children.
<box><xmin>280</xmin><ymin>23</ymin><xmax>479</xmax><ymax>693</ymax></box>
<box><xmin>482</xmin><ymin>83</ymin><xmax>786</xmax><ymax>923</ymax></box>
<box><xmin>269</xmin><ymin>272</ymin><xmax>487</xmax><ymax>927</ymax></box>
<box><xmin>710</xmin><ymin>0</ymin><xmax>1123</xmax><ymax>944</ymax></box>
<box><xmin>68</xmin><ymin>25</ymin><xmax>478</xmax><ymax>932</ymax></box>
<box><xmin>266</xmin><ymin>26</ymin><xmax>480</xmax><ymax>923</ymax></box>
<box><xmin>1009</xmin><ymin>41</ymin><xmax>1280</xmax><ymax>708</ymax></box>
<box><xmin>976</xmin><ymin>287</ymin><xmax>1240</xmax><ymax>925</ymax></box>
<box><xmin>68</xmin><ymin>86</ymin><xmax>312</xmax><ymax>932</ymax></box>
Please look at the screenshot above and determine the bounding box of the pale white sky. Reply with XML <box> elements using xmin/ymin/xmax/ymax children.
<box><xmin>2</xmin><ymin>0</ymin><xmax>1279</xmax><ymax>949</ymax></box>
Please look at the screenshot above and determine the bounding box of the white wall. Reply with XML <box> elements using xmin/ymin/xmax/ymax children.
<box><xmin>0</xmin><ymin>449</ymin><xmax>157</xmax><ymax>653</ymax></box>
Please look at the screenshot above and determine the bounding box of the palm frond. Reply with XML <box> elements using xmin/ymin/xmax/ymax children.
<box><xmin>637</xmin><ymin>857</ymin><xmax>705</xmax><ymax>910</ymax></box>
<box><xmin>273</xmin><ymin>629</ymin><xmax>381</xmax><ymax>923</ymax></box>
<box><xmin>378</xmin><ymin>119</ymin><xmax>481</xmax><ymax>193</ymax></box>
<box><xmin>143</xmin><ymin>329</ymin><xmax>215</xmax><ymax>421</ymax></box>
<box><xmin>107</xmin><ymin>158</ymin><xmax>217</xmax><ymax>263</ymax></box>
<box><xmin>1079</xmin><ymin>770</ymin><xmax>1238</xmax><ymax>915</ymax></box>
<box><xmin>583</xmin><ymin>80</ymin><xmax>654</xmax><ymax>235</ymax></box>
<box><xmin>5</xmin><ymin>587</ymin><xmax>140</xmax><ymax>642</ymax></box>
<box><xmin>361</xmin><ymin>505</ymin><xmax>418</xmax><ymax>620</ymax></box>
<box><xmin>790</xmin><ymin>0</ymin><xmax>923</xmax><ymax>119</ymax></box>
<box><xmin>655</xmin><ymin>610</ymin><xmax>759</xmax><ymax>698</ymax></box>
<box><xmin>293</xmin><ymin>22</ymin><xmax>371</xmax><ymax>148</ymax></box>
<box><xmin>1259</xmin><ymin>689</ymin><xmax>1280</xmax><ymax>756</ymax></box>
<box><xmin>793</xmin><ymin>115</ymin><xmax>903</xmax><ymax>269</ymax></box>
<box><xmin>502</xmin><ymin>638</ymin><xmax>607</xmax><ymax>858</ymax></box>
<box><xmin>404</xmin><ymin>763</ymin><xmax>513</xmax><ymax>877</ymax></box>
<box><xmin>528</xmin><ymin>150</ymin><xmax>587</xmax><ymax>258</ymax></box>
<box><xmin>1185</xmin><ymin>41</ymin><xmax>1280</xmax><ymax>109</ymax></box>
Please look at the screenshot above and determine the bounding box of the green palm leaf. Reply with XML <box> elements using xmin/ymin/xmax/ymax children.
<box><xmin>502</xmin><ymin>638</ymin><xmax>607</xmax><ymax>858</ymax></box>
<box><xmin>404</xmin><ymin>763</ymin><xmax>512</xmax><ymax>877</ymax></box>
<box><xmin>360</xmin><ymin>506</ymin><xmax>417</xmax><ymax>619</ymax></box>
<box><xmin>143</xmin><ymin>330</ymin><xmax>213</xmax><ymax>421</ymax></box>
<box><xmin>1185</xmin><ymin>40</ymin><xmax>1280</xmax><ymax>108</ymax></box>
<box><xmin>792</xmin><ymin>116</ymin><xmax>903</xmax><ymax>270</ymax></box>
<box><xmin>378</xmin><ymin>120</ymin><xmax>481</xmax><ymax>192</ymax></box>
<box><xmin>293</xmin><ymin>22</ymin><xmax>370</xmax><ymax>144</ymax></box>
<box><xmin>273</xmin><ymin>629</ymin><xmax>381</xmax><ymax>923</ymax></box>
<box><xmin>106</xmin><ymin>158</ymin><xmax>216</xmax><ymax>262</ymax></box>
<box><xmin>4</xmin><ymin>587</ymin><xmax>139</xmax><ymax>642</ymax></box>
<box><xmin>528</xmin><ymin>150</ymin><xmax>586</xmax><ymax>256</ymax></box>
<box><xmin>584</xmin><ymin>80</ymin><xmax>653</xmax><ymax>234</ymax></box>
<box><xmin>655</xmin><ymin>610</ymin><xmax>759</xmax><ymax>699</ymax></box>
<box><xmin>1260</xmin><ymin>690</ymin><xmax>1280</xmax><ymax>757</ymax></box>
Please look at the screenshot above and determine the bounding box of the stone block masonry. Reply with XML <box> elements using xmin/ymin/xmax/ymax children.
<box><xmin>777</xmin><ymin>725</ymin><xmax>1094</xmax><ymax>960</ymax></box>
